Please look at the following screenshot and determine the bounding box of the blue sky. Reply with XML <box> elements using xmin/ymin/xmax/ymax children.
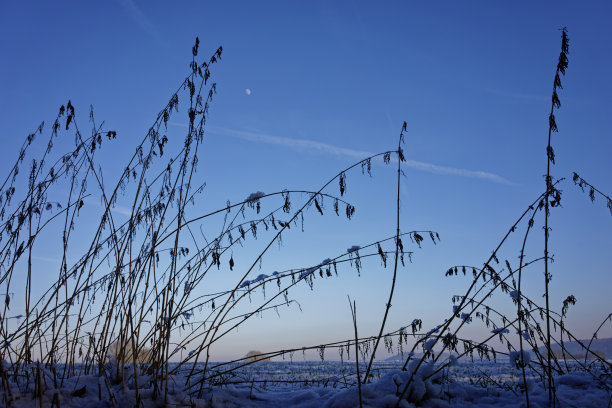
<box><xmin>1</xmin><ymin>1</ymin><xmax>611</xmax><ymax>360</ymax></box>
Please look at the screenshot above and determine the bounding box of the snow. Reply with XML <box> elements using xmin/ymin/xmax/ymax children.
<box><xmin>240</xmin><ymin>272</ymin><xmax>278</xmax><ymax>289</ymax></box>
<box><xmin>347</xmin><ymin>245</ymin><xmax>360</xmax><ymax>253</ymax></box>
<box><xmin>508</xmin><ymin>350</ymin><xmax>531</xmax><ymax>368</ymax></box>
<box><xmin>491</xmin><ymin>328</ymin><xmax>509</xmax><ymax>334</ymax></box>
<box><xmin>3</xmin><ymin>359</ymin><xmax>611</xmax><ymax>407</ymax></box>
<box><xmin>460</xmin><ymin>313</ymin><xmax>471</xmax><ymax>323</ymax></box>
<box><xmin>299</xmin><ymin>267</ymin><xmax>317</xmax><ymax>279</ymax></box>
<box><xmin>557</xmin><ymin>372</ymin><xmax>593</xmax><ymax>388</ymax></box>
<box><xmin>245</xmin><ymin>191</ymin><xmax>265</xmax><ymax>202</ymax></box>
<box><xmin>423</xmin><ymin>338</ymin><xmax>436</xmax><ymax>353</ymax></box>
<box><xmin>298</xmin><ymin>260</ymin><xmax>331</xmax><ymax>279</ymax></box>
<box><xmin>254</xmin><ymin>273</ymin><xmax>268</xmax><ymax>282</ymax></box>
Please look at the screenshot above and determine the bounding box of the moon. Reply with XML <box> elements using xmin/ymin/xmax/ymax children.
<box><xmin>245</xmin><ymin>88</ymin><xmax>252</xmax><ymax>95</ymax></box>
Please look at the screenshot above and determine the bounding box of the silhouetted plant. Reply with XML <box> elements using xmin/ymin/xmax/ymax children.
<box><xmin>572</xmin><ymin>172</ymin><xmax>612</xmax><ymax>215</ymax></box>
<box><xmin>541</xmin><ymin>27</ymin><xmax>569</xmax><ymax>403</ymax></box>
<box><xmin>0</xmin><ymin>31</ymin><xmax>610</xmax><ymax>408</ymax></box>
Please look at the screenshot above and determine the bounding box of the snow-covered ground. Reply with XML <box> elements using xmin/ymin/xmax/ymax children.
<box><xmin>3</xmin><ymin>358</ymin><xmax>610</xmax><ymax>407</ymax></box>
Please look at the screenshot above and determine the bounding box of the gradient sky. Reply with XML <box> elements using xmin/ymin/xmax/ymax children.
<box><xmin>1</xmin><ymin>1</ymin><xmax>611</xmax><ymax>360</ymax></box>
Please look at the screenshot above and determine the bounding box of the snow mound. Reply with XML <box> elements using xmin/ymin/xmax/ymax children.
<box><xmin>245</xmin><ymin>191</ymin><xmax>265</xmax><ymax>202</ymax></box>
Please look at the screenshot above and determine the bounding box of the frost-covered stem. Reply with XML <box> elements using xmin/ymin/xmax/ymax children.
<box><xmin>543</xmin><ymin>28</ymin><xmax>569</xmax><ymax>403</ymax></box>
<box><xmin>584</xmin><ymin>313</ymin><xmax>612</xmax><ymax>366</ymax></box>
<box><xmin>201</xmin><ymin>325</ymin><xmax>413</xmax><ymax>382</ymax></box>
<box><xmin>572</xmin><ymin>173</ymin><xmax>612</xmax><ymax>213</ymax></box>
<box><xmin>543</xmin><ymin>172</ymin><xmax>553</xmax><ymax>403</ymax></box>
<box><xmin>363</xmin><ymin>123</ymin><xmax>405</xmax><ymax>382</ymax></box>
<box><xmin>348</xmin><ymin>297</ymin><xmax>363</xmax><ymax>408</ymax></box>
<box><xmin>164</xmin><ymin>105</ymin><xmax>201</xmax><ymax>404</ymax></box>
<box><xmin>395</xmin><ymin>187</ymin><xmax>555</xmax><ymax>408</ymax></box>
<box><xmin>188</xmin><ymin>150</ymin><xmax>394</xmax><ymax>389</ymax></box>
<box><xmin>425</xmin><ymin>305</ymin><xmax>544</xmax><ymax>381</ymax></box>
<box><xmin>34</xmin><ymin>362</ymin><xmax>42</xmax><ymax>407</ymax></box>
<box><xmin>128</xmin><ymin>302</ymin><xmax>140</xmax><ymax>403</ymax></box>
<box><xmin>516</xmin><ymin>206</ymin><xmax>539</xmax><ymax>407</ymax></box>
<box><xmin>25</xmin><ymin>206</ymin><xmax>33</xmax><ymax>365</ymax></box>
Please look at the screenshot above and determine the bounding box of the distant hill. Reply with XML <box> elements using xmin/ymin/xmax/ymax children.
<box><xmin>543</xmin><ymin>337</ymin><xmax>612</xmax><ymax>360</ymax></box>
<box><xmin>384</xmin><ymin>353</ymin><xmax>413</xmax><ymax>362</ymax></box>
<box><xmin>244</xmin><ymin>350</ymin><xmax>271</xmax><ymax>363</ymax></box>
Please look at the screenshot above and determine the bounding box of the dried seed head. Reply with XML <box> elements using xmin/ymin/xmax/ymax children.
<box><xmin>339</xmin><ymin>172</ymin><xmax>346</xmax><ymax>196</ymax></box>
<box><xmin>314</xmin><ymin>198</ymin><xmax>323</xmax><ymax>215</ymax></box>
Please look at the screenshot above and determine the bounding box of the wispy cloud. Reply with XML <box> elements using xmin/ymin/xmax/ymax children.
<box><xmin>32</xmin><ymin>255</ymin><xmax>61</xmax><ymax>264</ymax></box>
<box><xmin>117</xmin><ymin>0</ymin><xmax>164</xmax><ymax>44</ymax></box>
<box><xmin>211</xmin><ymin>126</ymin><xmax>373</xmax><ymax>159</ymax></box>
<box><xmin>402</xmin><ymin>159</ymin><xmax>515</xmax><ymax>185</ymax></box>
<box><xmin>170</xmin><ymin>123</ymin><xmax>515</xmax><ymax>185</ymax></box>
<box><xmin>85</xmin><ymin>197</ymin><xmax>134</xmax><ymax>217</ymax></box>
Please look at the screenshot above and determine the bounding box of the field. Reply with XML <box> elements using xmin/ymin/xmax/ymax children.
<box><xmin>2</xmin><ymin>358</ymin><xmax>611</xmax><ymax>407</ymax></box>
